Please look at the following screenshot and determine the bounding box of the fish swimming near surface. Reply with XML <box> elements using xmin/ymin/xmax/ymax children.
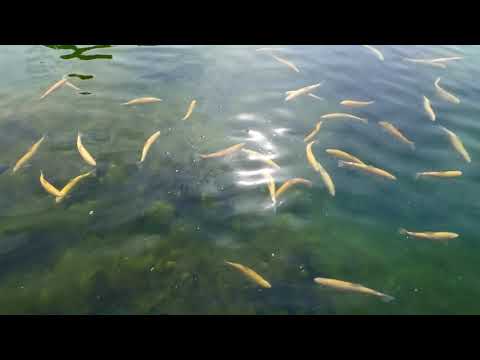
<box><xmin>285</xmin><ymin>83</ymin><xmax>323</xmax><ymax>101</ymax></box>
<box><xmin>399</xmin><ymin>228</ymin><xmax>459</xmax><ymax>243</ymax></box>
<box><xmin>77</xmin><ymin>133</ymin><xmax>97</xmax><ymax>166</ymax></box>
<box><xmin>242</xmin><ymin>148</ymin><xmax>281</xmax><ymax>169</ymax></box>
<box><xmin>225</xmin><ymin>261</ymin><xmax>272</xmax><ymax>288</ymax></box>
<box><xmin>65</xmin><ymin>81</ymin><xmax>82</xmax><ymax>91</ymax></box>
<box><xmin>182</xmin><ymin>100</ymin><xmax>197</xmax><ymax>120</ymax></box>
<box><xmin>12</xmin><ymin>135</ymin><xmax>45</xmax><ymax>174</ymax></box>
<box><xmin>404</xmin><ymin>58</ymin><xmax>447</xmax><ymax>68</ymax></box>
<box><xmin>362</xmin><ymin>45</ymin><xmax>384</xmax><ymax>61</ymax></box>
<box><xmin>39</xmin><ymin>77</ymin><xmax>68</xmax><ymax>100</ymax></box>
<box><xmin>321</xmin><ymin>113</ymin><xmax>368</xmax><ymax>124</ymax></box>
<box><xmin>439</xmin><ymin>126</ymin><xmax>471</xmax><ymax>163</ymax></box>
<box><xmin>423</xmin><ymin>96</ymin><xmax>436</xmax><ymax>121</ymax></box>
<box><xmin>429</xmin><ymin>56</ymin><xmax>464</xmax><ymax>63</ymax></box>
<box><xmin>378</xmin><ymin>121</ymin><xmax>415</xmax><ymax>150</ymax></box>
<box><xmin>262</xmin><ymin>170</ymin><xmax>276</xmax><ymax>205</ymax></box>
<box><xmin>270</xmin><ymin>54</ymin><xmax>300</xmax><ymax>73</ymax></box>
<box><xmin>55</xmin><ymin>170</ymin><xmax>94</xmax><ymax>203</ymax></box>
<box><xmin>304</xmin><ymin>121</ymin><xmax>323</xmax><ymax>143</ymax></box>
<box><xmin>325</xmin><ymin>149</ymin><xmax>365</xmax><ymax>165</ymax></box>
<box><xmin>275</xmin><ymin>178</ymin><xmax>312</xmax><ymax>199</ymax></box>
<box><xmin>340</xmin><ymin>100</ymin><xmax>375</xmax><ymax>108</ymax></box>
<box><xmin>415</xmin><ymin>171</ymin><xmax>462</xmax><ymax>179</ymax></box>
<box><xmin>338</xmin><ymin>161</ymin><xmax>397</xmax><ymax>180</ymax></box>
<box><xmin>39</xmin><ymin>171</ymin><xmax>63</xmax><ymax>197</ymax></box>
<box><xmin>434</xmin><ymin>78</ymin><xmax>460</xmax><ymax>104</ymax></box>
<box><xmin>139</xmin><ymin>131</ymin><xmax>161</xmax><ymax>163</ymax></box>
<box><xmin>122</xmin><ymin>97</ymin><xmax>162</xmax><ymax>105</ymax></box>
<box><xmin>314</xmin><ymin>277</ymin><xmax>394</xmax><ymax>302</ymax></box>
<box><xmin>306</xmin><ymin>141</ymin><xmax>335</xmax><ymax>196</ymax></box>
<box><xmin>199</xmin><ymin>143</ymin><xmax>245</xmax><ymax>159</ymax></box>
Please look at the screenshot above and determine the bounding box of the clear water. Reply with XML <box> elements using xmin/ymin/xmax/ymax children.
<box><xmin>0</xmin><ymin>45</ymin><xmax>478</xmax><ymax>314</ymax></box>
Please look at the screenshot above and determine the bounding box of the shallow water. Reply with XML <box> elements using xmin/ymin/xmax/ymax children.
<box><xmin>0</xmin><ymin>45</ymin><xmax>478</xmax><ymax>314</ymax></box>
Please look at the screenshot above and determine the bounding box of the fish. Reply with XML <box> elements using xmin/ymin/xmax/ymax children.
<box><xmin>39</xmin><ymin>171</ymin><xmax>63</xmax><ymax>197</ymax></box>
<box><xmin>262</xmin><ymin>171</ymin><xmax>276</xmax><ymax>205</ymax></box>
<box><xmin>378</xmin><ymin>121</ymin><xmax>415</xmax><ymax>150</ymax></box>
<box><xmin>199</xmin><ymin>143</ymin><xmax>245</xmax><ymax>159</ymax></box>
<box><xmin>275</xmin><ymin>178</ymin><xmax>312</xmax><ymax>199</ymax></box>
<box><xmin>285</xmin><ymin>83</ymin><xmax>323</xmax><ymax>101</ymax></box>
<box><xmin>439</xmin><ymin>126</ymin><xmax>471</xmax><ymax>163</ymax></box>
<box><xmin>362</xmin><ymin>45</ymin><xmax>384</xmax><ymax>61</ymax></box>
<box><xmin>314</xmin><ymin>277</ymin><xmax>394</xmax><ymax>302</ymax></box>
<box><xmin>306</xmin><ymin>141</ymin><xmax>335</xmax><ymax>196</ymax></box>
<box><xmin>423</xmin><ymin>96</ymin><xmax>436</xmax><ymax>121</ymax></box>
<box><xmin>429</xmin><ymin>56</ymin><xmax>464</xmax><ymax>63</ymax></box>
<box><xmin>340</xmin><ymin>100</ymin><xmax>374</xmax><ymax>107</ymax></box>
<box><xmin>321</xmin><ymin>113</ymin><xmax>368</xmax><ymax>124</ymax></box>
<box><xmin>65</xmin><ymin>81</ymin><xmax>82</xmax><ymax>91</ymax></box>
<box><xmin>403</xmin><ymin>58</ymin><xmax>448</xmax><ymax>68</ymax></box>
<box><xmin>12</xmin><ymin>135</ymin><xmax>45</xmax><ymax>174</ymax></box>
<box><xmin>182</xmin><ymin>100</ymin><xmax>197</xmax><ymax>120</ymax></box>
<box><xmin>405</xmin><ymin>57</ymin><xmax>463</xmax><ymax>64</ymax></box>
<box><xmin>415</xmin><ymin>171</ymin><xmax>462</xmax><ymax>179</ymax></box>
<box><xmin>122</xmin><ymin>97</ymin><xmax>162</xmax><ymax>105</ymax></box>
<box><xmin>399</xmin><ymin>228</ymin><xmax>459</xmax><ymax>243</ymax></box>
<box><xmin>77</xmin><ymin>133</ymin><xmax>97</xmax><ymax>166</ymax></box>
<box><xmin>39</xmin><ymin>77</ymin><xmax>68</xmax><ymax>100</ymax></box>
<box><xmin>270</xmin><ymin>54</ymin><xmax>300</xmax><ymax>73</ymax></box>
<box><xmin>308</xmin><ymin>93</ymin><xmax>325</xmax><ymax>101</ymax></box>
<box><xmin>304</xmin><ymin>121</ymin><xmax>323</xmax><ymax>143</ymax></box>
<box><xmin>325</xmin><ymin>149</ymin><xmax>365</xmax><ymax>165</ymax></box>
<box><xmin>139</xmin><ymin>131</ymin><xmax>161</xmax><ymax>163</ymax></box>
<box><xmin>338</xmin><ymin>161</ymin><xmax>397</xmax><ymax>181</ymax></box>
<box><xmin>434</xmin><ymin>78</ymin><xmax>460</xmax><ymax>104</ymax></box>
<box><xmin>225</xmin><ymin>261</ymin><xmax>271</xmax><ymax>288</ymax></box>
<box><xmin>55</xmin><ymin>170</ymin><xmax>94</xmax><ymax>203</ymax></box>
<box><xmin>241</xmin><ymin>148</ymin><xmax>281</xmax><ymax>169</ymax></box>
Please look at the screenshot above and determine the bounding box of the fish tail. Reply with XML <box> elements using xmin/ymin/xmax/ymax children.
<box><xmin>338</xmin><ymin>160</ymin><xmax>346</xmax><ymax>168</ymax></box>
<box><xmin>136</xmin><ymin>160</ymin><xmax>144</xmax><ymax>170</ymax></box>
<box><xmin>414</xmin><ymin>173</ymin><xmax>421</xmax><ymax>180</ymax></box>
<box><xmin>398</xmin><ymin>228</ymin><xmax>408</xmax><ymax>236</ymax></box>
<box><xmin>381</xmin><ymin>294</ymin><xmax>395</xmax><ymax>303</ymax></box>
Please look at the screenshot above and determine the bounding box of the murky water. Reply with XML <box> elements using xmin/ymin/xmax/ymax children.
<box><xmin>0</xmin><ymin>45</ymin><xmax>478</xmax><ymax>314</ymax></box>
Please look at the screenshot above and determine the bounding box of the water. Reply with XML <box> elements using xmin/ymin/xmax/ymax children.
<box><xmin>0</xmin><ymin>45</ymin><xmax>478</xmax><ymax>314</ymax></box>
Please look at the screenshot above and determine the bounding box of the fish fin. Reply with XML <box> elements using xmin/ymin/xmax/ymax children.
<box><xmin>398</xmin><ymin>228</ymin><xmax>408</xmax><ymax>236</ymax></box>
<box><xmin>338</xmin><ymin>160</ymin><xmax>346</xmax><ymax>168</ymax></box>
<box><xmin>381</xmin><ymin>294</ymin><xmax>395</xmax><ymax>303</ymax></box>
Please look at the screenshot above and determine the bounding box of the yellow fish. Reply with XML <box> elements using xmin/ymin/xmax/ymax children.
<box><xmin>270</xmin><ymin>54</ymin><xmax>300</xmax><ymax>73</ymax></box>
<box><xmin>423</xmin><ymin>96</ymin><xmax>436</xmax><ymax>121</ymax></box>
<box><xmin>338</xmin><ymin>161</ymin><xmax>397</xmax><ymax>180</ymax></box>
<box><xmin>306</xmin><ymin>141</ymin><xmax>335</xmax><ymax>196</ymax></box>
<box><xmin>285</xmin><ymin>83</ymin><xmax>323</xmax><ymax>101</ymax></box>
<box><xmin>200</xmin><ymin>143</ymin><xmax>245</xmax><ymax>159</ymax></box>
<box><xmin>39</xmin><ymin>77</ymin><xmax>68</xmax><ymax>100</ymax></box>
<box><xmin>440</xmin><ymin>126</ymin><xmax>471</xmax><ymax>163</ymax></box>
<box><xmin>262</xmin><ymin>171</ymin><xmax>276</xmax><ymax>205</ymax></box>
<box><xmin>378</xmin><ymin>121</ymin><xmax>415</xmax><ymax>150</ymax></box>
<box><xmin>415</xmin><ymin>171</ymin><xmax>462</xmax><ymax>179</ymax></box>
<box><xmin>122</xmin><ymin>97</ymin><xmax>162</xmax><ymax>105</ymax></box>
<box><xmin>242</xmin><ymin>148</ymin><xmax>281</xmax><ymax>169</ymax></box>
<box><xmin>225</xmin><ymin>261</ymin><xmax>271</xmax><ymax>288</ymax></box>
<box><xmin>55</xmin><ymin>170</ymin><xmax>94</xmax><ymax>203</ymax></box>
<box><xmin>325</xmin><ymin>149</ymin><xmax>365</xmax><ymax>165</ymax></box>
<box><xmin>434</xmin><ymin>78</ymin><xmax>460</xmax><ymax>104</ymax></box>
<box><xmin>139</xmin><ymin>131</ymin><xmax>161</xmax><ymax>163</ymax></box>
<box><xmin>340</xmin><ymin>100</ymin><xmax>374</xmax><ymax>107</ymax></box>
<box><xmin>39</xmin><ymin>171</ymin><xmax>63</xmax><ymax>197</ymax></box>
<box><xmin>314</xmin><ymin>277</ymin><xmax>394</xmax><ymax>302</ymax></box>
<box><xmin>362</xmin><ymin>45</ymin><xmax>384</xmax><ymax>61</ymax></box>
<box><xmin>77</xmin><ymin>133</ymin><xmax>97</xmax><ymax>166</ymax></box>
<box><xmin>304</xmin><ymin>121</ymin><xmax>322</xmax><ymax>143</ymax></box>
<box><xmin>12</xmin><ymin>136</ymin><xmax>45</xmax><ymax>173</ymax></box>
<box><xmin>399</xmin><ymin>228</ymin><xmax>459</xmax><ymax>243</ymax></box>
<box><xmin>321</xmin><ymin>113</ymin><xmax>368</xmax><ymax>124</ymax></box>
<box><xmin>182</xmin><ymin>100</ymin><xmax>197</xmax><ymax>120</ymax></box>
<box><xmin>275</xmin><ymin>178</ymin><xmax>312</xmax><ymax>199</ymax></box>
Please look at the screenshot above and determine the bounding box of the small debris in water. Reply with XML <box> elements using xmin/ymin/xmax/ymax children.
<box><xmin>89</xmin><ymin>210</ymin><xmax>94</xmax><ymax>215</ymax></box>
<box><xmin>150</xmin><ymin>267</ymin><xmax>155</xmax><ymax>272</ymax></box>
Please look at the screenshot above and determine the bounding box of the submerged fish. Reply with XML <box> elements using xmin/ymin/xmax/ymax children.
<box><xmin>440</xmin><ymin>126</ymin><xmax>471</xmax><ymax>163</ymax></box>
<box><xmin>270</xmin><ymin>54</ymin><xmax>300</xmax><ymax>73</ymax></box>
<box><xmin>378</xmin><ymin>121</ymin><xmax>415</xmax><ymax>150</ymax></box>
<box><xmin>182</xmin><ymin>100</ymin><xmax>197</xmax><ymax>120</ymax></box>
<box><xmin>314</xmin><ymin>277</ymin><xmax>394</xmax><ymax>302</ymax></box>
<box><xmin>362</xmin><ymin>45</ymin><xmax>384</xmax><ymax>61</ymax></box>
<box><xmin>321</xmin><ymin>113</ymin><xmax>368</xmax><ymax>124</ymax></box>
<box><xmin>423</xmin><ymin>96</ymin><xmax>436</xmax><ymax>121</ymax></box>
<box><xmin>399</xmin><ymin>228</ymin><xmax>459</xmax><ymax>242</ymax></box>
<box><xmin>340</xmin><ymin>100</ymin><xmax>374</xmax><ymax>107</ymax></box>
<box><xmin>242</xmin><ymin>148</ymin><xmax>281</xmax><ymax>169</ymax></box>
<box><xmin>199</xmin><ymin>143</ymin><xmax>245</xmax><ymax>159</ymax></box>
<box><xmin>285</xmin><ymin>83</ymin><xmax>322</xmax><ymax>101</ymax></box>
<box><xmin>139</xmin><ymin>130</ymin><xmax>161</xmax><ymax>163</ymax></box>
<box><xmin>416</xmin><ymin>170</ymin><xmax>462</xmax><ymax>179</ymax></box>
<box><xmin>77</xmin><ymin>133</ymin><xmax>97</xmax><ymax>166</ymax></box>
<box><xmin>306</xmin><ymin>141</ymin><xmax>335</xmax><ymax>196</ymax></box>
<box><xmin>405</xmin><ymin>57</ymin><xmax>463</xmax><ymax>65</ymax></box>
<box><xmin>12</xmin><ymin>135</ymin><xmax>45</xmax><ymax>173</ymax></box>
<box><xmin>325</xmin><ymin>149</ymin><xmax>365</xmax><ymax>165</ymax></box>
<box><xmin>304</xmin><ymin>121</ymin><xmax>322</xmax><ymax>143</ymax></box>
<box><xmin>122</xmin><ymin>97</ymin><xmax>162</xmax><ymax>105</ymax></box>
<box><xmin>39</xmin><ymin>77</ymin><xmax>68</xmax><ymax>100</ymax></box>
<box><xmin>404</xmin><ymin>58</ymin><xmax>448</xmax><ymax>68</ymax></box>
<box><xmin>39</xmin><ymin>171</ymin><xmax>62</xmax><ymax>197</ymax></box>
<box><xmin>275</xmin><ymin>178</ymin><xmax>312</xmax><ymax>199</ymax></box>
<box><xmin>338</xmin><ymin>161</ymin><xmax>397</xmax><ymax>180</ymax></box>
<box><xmin>65</xmin><ymin>81</ymin><xmax>82</xmax><ymax>91</ymax></box>
<box><xmin>225</xmin><ymin>261</ymin><xmax>271</xmax><ymax>288</ymax></box>
<box><xmin>262</xmin><ymin>171</ymin><xmax>276</xmax><ymax>205</ymax></box>
<box><xmin>55</xmin><ymin>170</ymin><xmax>94</xmax><ymax>203</ymax></box>
<box><xmin>434</xmin><ymin>78</ymin><xmax>460</xmax><ymax>104</ymax></box>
